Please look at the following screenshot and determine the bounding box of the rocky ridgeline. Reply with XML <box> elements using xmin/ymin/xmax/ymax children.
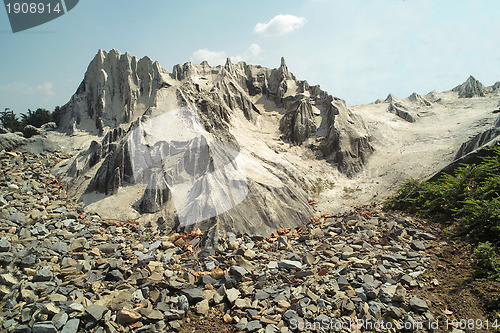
<box><xmin>383</xmin><ymin>94</ymin><xmax>432</xmax><ymax>123</ymax></box>
<box><xmin>0</xmin><ymin>152</ymin><xmax>441</xmax><ymax>333</ymax></box>
<box><xmin>55</xmin><ymin>49</ymin><xmax>373</xmax><ymax>240</ymax></box>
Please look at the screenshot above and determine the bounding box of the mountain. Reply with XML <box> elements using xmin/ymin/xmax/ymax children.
<box><xmin>54</xmin><ymin>49</ymin><xmax>373</xmax><ymax>242</ymax></box>
<box><xmin>383</xmin><ymin>92</ymin><xmax>432</xmax><ymax>123</ymax></box>
<box><xmin>59</xmin><ymin>49</ymin><xmax>162</xmax><ymax>135</ymax></box>
<box><xmin>407</xmin><ymin>92</ymin><xmax>431</xmax><ymax>106</ymax></box>
<box><xmin>452</xmin><ymin>75</ymin><xmax>485</xmax><ymax>98</ymax></box>
<box><xmin>2</xmin><ymin>49</ymin><xmax>500</xmax><ymax>245</ymax></box>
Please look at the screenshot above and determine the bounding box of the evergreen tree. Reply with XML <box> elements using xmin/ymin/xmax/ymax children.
<box><xmin>52</xmin><ymin>106</ymin><xmax>61</xmax><ymax>127</ymax></box>
<box><xmin>0</xmin><ymin>108</ymin><xmax>22</xmax><ymax>132</ymax></box>
<box><xmin>20</xmin><ymin>108</ymin><xmax>53</xmax><ymax>128</ymax></box>
<box><xmin>1</xmin><ymin>106</ymin><xmax>61</xmax><ymax>132</ymax></box>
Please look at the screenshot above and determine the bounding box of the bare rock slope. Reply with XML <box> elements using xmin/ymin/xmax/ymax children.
<box><xmin>337</xmin><ymin>79</ymin><xmax>500</xmax><ymax>215</ymax></box>
<box><xmin>384</xmin><ymin>93</ymin><xmax>432</xmax><ymax>123</ymax></box>
<box><xmin>55</xmin><ymin>49</ymin><xmax>373</xmax><ymax>241</ymax></box>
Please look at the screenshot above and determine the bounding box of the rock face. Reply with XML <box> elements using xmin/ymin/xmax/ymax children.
<box><xmin>0</xmin><ymin>133</ymin><xmax>28</xmax><ymax>151</ymax></box>
<box><xmin>41</xmin><ymin>122</ymin><xmax>57</xmax><ymax>131</ymax></box>
<box><xmin>407</xmin><ymin>92</ymin><xmax>431</xmax><ymax>107</ymax></box>
<box><xmin>0</xmin><ymin>132</ymin><xmax>58</xmax><ymax>153</ymax></box>
<box><xmin>493</xmin><ymin>81</ymin><xmax>500</xmax><ymax>92</ymax></box>
<box><xmin>452</xmin><ymin>75</ymin><xmax>485</xmax><ymax>98</ymax></box>
<box><xmin>59</xmin><ymin>49</ymin><xmax>164</xmax><ymax>136</ymax></box>
<box><xmin>317</xmin><ymin>99</ymin><xmax>373</xmax><ymax>174</ymax></box>
<box><xmin>455</xmin><ymin>114</ymin><xmax>500</xmax><ymax>160</ymax></box>
<box><xmin>56</xmin><ymin>49</ymin><xmax>373</xmax><ymax>240</ymax></box>
<box><xmin>384</xmin><ymin>93</ymin><xmax>433</xmax><ymax>123</ymax></box>
<box><xmin>279</xmin><ymin>99</ymin><xmax>316</xmax><ymax>145</ymax></box>
<box><xmin>385</xmin><ymin>94</ymin><xmax>417</xmax><ymax>122</ymax></box>
<box><xmin>430</xmin><ymin>114</ymin><xmax>500</xmax><ymax>181</ymax></box>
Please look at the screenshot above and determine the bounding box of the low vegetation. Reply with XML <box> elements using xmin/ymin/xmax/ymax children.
<box><xmin>0</xmin><ymin>106</ymin><xmax>61</xmax><ymax>132</ymax></box>
<box><xmin>385</xmin><ymin>146</ymin><xmax>500</xmax><ymax>281</ymax></box>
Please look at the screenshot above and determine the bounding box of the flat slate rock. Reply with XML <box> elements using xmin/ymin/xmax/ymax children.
<box><xmin>278</xmin><ymin>260</ymin><xmax>303</xmax><ymax>270</ymax></box>
<box><xmin>409</xmin><ymin>297</ymin><xmax>429</xmax><ymax>312</ymax></box>
<box><xmin>180</xmin><ymin>288</ymin><xmax>204</xmax><ymax>304</ymax></box>
<box><xmin>32</xmin><ymin>322</ymin><xmax>57</xmax><ymax>333</ymax></box>
<box><xmin>85</xmin><ymin>304</ymin><xmax>108</xmax><ymax>321</ymax></box>
<box><xmin>60</xmin><ymin>319</ymin><xmax>80</xmax><ymax>333</ymax></box>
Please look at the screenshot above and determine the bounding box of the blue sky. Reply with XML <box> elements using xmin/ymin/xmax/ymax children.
<box><xmin>1</xmin><ymin>0</ymin><xmax>500</xmax><ymax>114</ymax></box>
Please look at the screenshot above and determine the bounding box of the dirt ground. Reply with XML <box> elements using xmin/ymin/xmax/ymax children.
<box><xmin>178</xmin><ymin>309</ymin><xmax>237</xmax><ymax>333</ymax></box>
<box><xmin>404</xmin><ymin>214</ymin><xmax>500</xmax><ymax>333</ymax></box>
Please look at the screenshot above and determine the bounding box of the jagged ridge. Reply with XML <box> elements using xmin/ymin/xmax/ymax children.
<box><xmin>55</xmin><ymin>49</ymin><xmax>374</xmax><ymax>239</ymax></box>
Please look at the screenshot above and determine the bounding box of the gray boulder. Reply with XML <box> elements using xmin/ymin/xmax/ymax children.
<box><xmin>41</xmin><ymin>122</ymin><xmax>57</xmax><ymax>131</ymax></box>
<box><xmin>0</xmin><ymin>133</ymin><xmax>28</xmax><ymax>151</ymax></box>
<box><xmin>23</xmin><ymin>125</ymin><xmax>42</xmax><ymax>138</ymax></box>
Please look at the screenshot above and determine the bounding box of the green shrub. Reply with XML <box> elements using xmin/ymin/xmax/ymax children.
<box><xmin>385</xmin><ymin>147</ymin><xmax>500</xmax><ymax>240</ymax></box>
<box><xmin>474</xmin><ymin>242</ymin><xmax>500</xmax><ymax>281</ymax></box>
<box><xmin>384</xmin><ymin>179</ymin><xmax>445</xmax><ymax>215</ymax></box>
<box><xmin>455</xmin><ymin>198</ymin><xmax>500</xmax><ymax>242</ymax></box>
<box><xmin>385</xmin><ymin>146</ymin><xmax>500</xmax><ymax>279</ymax></box>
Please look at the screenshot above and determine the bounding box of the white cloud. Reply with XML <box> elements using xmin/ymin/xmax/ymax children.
<box><xmin>0</xmin><ymin>81</ymin><xmax>54</xmax><ymax>96</ymax></box>
<box><xmin>191</xmin><ymin>44</ymin><xmax>263</xmax><ymax>65</ymax></box>
<box><xmin>244</xmin><ymin>43</ymin><xmax>262</xmax><ymax>58</ymax></box>
<box><xmin>230</xmin><ymin>56</ymin><xmax>244</xmax><ymax>63</ymax></box>
<box><xmin>231</xmin><ymin>44</ymin><xmax>262</xmax><ymax>63</ymax></box>
<box><xmin>37</xmin><ymin>81</ymin><xmax>54</xmax><ymax>96</ymax></box>
<box><xmin>254</xmin><ymin>14</ymin><xmax>306</xmax><ymax>37</ymax></box>
<box><xmin>191</xmin><ymin>49</ymin><xmax>227</xmax><ymax>66</ymax></box>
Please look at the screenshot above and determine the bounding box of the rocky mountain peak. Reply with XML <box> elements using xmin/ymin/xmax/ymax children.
<box><xmin>452</xmin><ymin>75</ymin><xmax>485</xmax><ymax>98</ymax></box>
<box><xmin>280</xmin><ymin>56</ymin><xmax>286</xmax><ymax>66</ymax></box>
<box><xmin>278</xmin><ymin>56</ymin><xmax>292</xmax><ymax>81</ymax></box>
<box><xmin>383</xmin><ymin>94</ymin><xmax>420</xmax><ymax>123</ymax></box>
<box><xmin>491</xmin><ymin>81</ymin><xmax>500</xmax><ymax>92</ymax></box>
<box><xmin>408</xmin><ymin>92</ymin><xmax>431</xmax><ymax>106</ymax></box>
<box><xmin>60</xmin><ymin>49</ymin><xmax>164</xmax><ymax>135</ymax></box>
<box><xmin>384</xmin><ymin>94</ymin><xmax>395</xmax><ymax>104</ymax></box>
<box><xmin>56</xmin><ymin>49</ymin><xmax>373</xmax><ymax>239</ymax></box>
<box><xmin>224</xmin><ymin>58</ymin><xmax>234</xmax><ymax>72</ymax></box>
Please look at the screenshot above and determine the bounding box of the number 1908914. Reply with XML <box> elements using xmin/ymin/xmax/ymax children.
<box><xmin>5</xmin><ymin>2</ymin><xmax>62</xmax><ymax>14</ymax></box>
<box><xmin>446</xmin><ymin>319</ymin><xmax>499</xmax><ymax>330</ymax></box>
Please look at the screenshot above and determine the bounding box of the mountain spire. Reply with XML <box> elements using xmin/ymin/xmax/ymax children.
<box><xmin>279</xmin><ymin>57</ymin><xmax>291</xmax><ymax>80</ymax></box>
<box><xmin>452</xmin><ymin>75</ymin><xmax>485</xmax><ymax>98</ymax></box>
<box><xmin>224</xmin><ymin>58</ymin><xmax>234</xmax><ymax>73</ymax></box>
